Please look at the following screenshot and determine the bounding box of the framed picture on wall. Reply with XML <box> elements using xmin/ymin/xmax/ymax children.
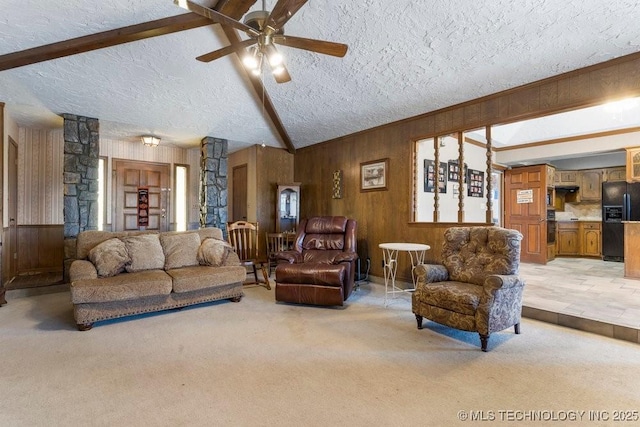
<box><xmin>360</xmin><ymin>158</ymin><xmax>389</xmax><ymax>192</ymax></box>
<box><xmin>424</xmin><ymin>160</ymin><xmax>447</xmax><ymax>193</ymax></box>
<box><xmin>466</xmin><ymin>168</ymin><xmax>484</xmax><ymax>197</ymax></box>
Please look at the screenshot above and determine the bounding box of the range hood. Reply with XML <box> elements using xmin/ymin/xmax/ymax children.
<box><xmin>555</xmin><ymin>185</ymin><xmax>580</xmax><ymax>192</ymax></box>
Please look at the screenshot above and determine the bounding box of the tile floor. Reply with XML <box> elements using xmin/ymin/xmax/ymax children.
<box><xmin>520</xmin><ymin>257</ymin><xmax>640</xmax><ymax>343</ymax></box>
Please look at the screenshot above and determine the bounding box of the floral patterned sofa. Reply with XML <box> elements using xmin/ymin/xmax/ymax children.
<box><xmin>412</xmin><ymin>226</ymin><xmax>524</xmax><ymax>351</ymax></box>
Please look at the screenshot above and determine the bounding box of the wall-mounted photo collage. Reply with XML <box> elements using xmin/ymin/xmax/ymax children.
<box><xmin>424</xmin><ymin>160</ymin><xmax>447</xmax><ymax>193</ymax></box>
<box><xmin>447</xmin><ymin>160</ymin><xmax>468</xmax><ymax>183</ymax></box>
<box><xmin>466</xmin><ymin>168</ymin><xmax>484</xmax><ymax>198</ymax></box>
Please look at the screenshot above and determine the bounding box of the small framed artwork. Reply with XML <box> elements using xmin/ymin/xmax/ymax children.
<box><xmin>137</xmin><ymin>187</ymin><xmax>149</xmax><ymax>227</ymax></box>
<box><xmin>423</xmin><ymin>160</ymin><xmax>447</xmax><ymax>193</ymax></box>
<box><xmin>332</xmin><ymin>170</ymin><xmax>343</xmax><ymax>199</ymax></box>
<box><xmin>360</xmin><ymin>158</ymin><xmax>389</xmax><ymax>192</ymax></box>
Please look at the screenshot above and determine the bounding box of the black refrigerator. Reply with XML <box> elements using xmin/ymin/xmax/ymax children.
<box><xmin>602</xmin><ymin>181</ymin><xmax>640</xmax><ymax>261</ymax></box>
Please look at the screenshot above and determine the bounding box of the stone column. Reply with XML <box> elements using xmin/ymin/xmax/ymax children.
<box><xmin>63</xmin><ymin>114</ymin><xmax>99</xmax><ymax>281</ymax></box>
<box><xmin>200</xmin><ymin>137</ymin><xmax>228</xmax><ymax>234</ymax></box>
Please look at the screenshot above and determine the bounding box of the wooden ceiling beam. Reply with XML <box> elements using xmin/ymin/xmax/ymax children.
<box><xmin>0</xmin><ymin>13</ymin><xmax>214</xmax><ymax>72</ymax></box>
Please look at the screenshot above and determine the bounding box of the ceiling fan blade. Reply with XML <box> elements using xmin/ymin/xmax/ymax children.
<box><xmin>266</xmin><ymin>0</ymin><xmax>308</xmax><ymax>31</ymax></box>
<box><xmin>196</xmin><ymin>38</ymin><xmax>257</xmax><ymax>62</ymax></box>
<box><xmin>273</xmin><ymin>35</ymin><xmax>348</xmax><ymax>57</ymax></box>
<box><xmin>173</xmin><ymin>0</ymin><xmax>260</xmax><ymax>37</ymax></box>
<box><xmin>273</xmin><ymin>63</ymin><xmax>292</xmax><ymax>84</ymax></box>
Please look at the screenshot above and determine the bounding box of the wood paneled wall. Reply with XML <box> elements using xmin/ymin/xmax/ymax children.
<box><xmin>294</xmin><ymin>51</ymin><xmax>640</xmax><ymax>282</ymax></box>
<box><xmin>17</xmin><ymin>225</ymin><xmax>64</xmax><ymax>274</ymax></box>
<box><xmin>256</xmin><ymin>146</ymin><xmax>294</xmax><ymax>238</ymax></box>
<box><xmin>229</xmin><ymin>145</ymin><xmax>294</xmax><ymax>259</ymax></box>
<box><xmin>18</xmin><ymin>128</ymin><xmax>64</xmax><ymax>225</ymax></box>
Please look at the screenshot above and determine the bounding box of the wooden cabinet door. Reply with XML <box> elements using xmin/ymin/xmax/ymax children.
<box><xmin>581</xmin><ymin>222</ymin><xmax>601</xmax><ymax>257</ymax></box>
<box><xmin>554</xmin><ymin>170</ymin><xmax>578</xmax><ymax>185</ymax></box>
<box><xmin>582</xmin><ymin>229</ymin><xmax>601</xmax><ymax>256</ymax></box>
<box><xmin>580</xmin><ymin>170</ymin><xmax>602</xmax><ymax>201</ymax></box>
<box><xmin>605</xmin><ymin>167</ymin><xmax>626</xmax><ymax>182</ymax></box>
<box><xmin>558</xmin><ymin>229</ymin><xmax>580</xmax><ymax>255</ymax></box>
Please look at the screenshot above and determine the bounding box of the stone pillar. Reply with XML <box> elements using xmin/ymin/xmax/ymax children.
<box><xmin>63</xmin><ymin>114</ymin><xmax>99</xmax><ymax>281</ymax></box>
<box><xmin>200</xmin><ymin>137</ymin><xmax>228</xmax><ymax>234</ymax></box>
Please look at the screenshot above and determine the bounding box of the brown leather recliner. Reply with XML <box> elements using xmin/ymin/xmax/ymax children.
<box><xmin>275</xmin><ymin>216</ymin><xmax>358</xmax><ymax>306</ymax></box>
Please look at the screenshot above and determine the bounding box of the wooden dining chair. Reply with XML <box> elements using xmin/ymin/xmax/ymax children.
<box><xmin>226</xmin><ymin>221</ymin><xmax>270</xmax><ymax>290</ymax></box>
<box><xmin>266</xmin><ymin>232</ymin><xmax>289</xmax><ymax>276</ymax></box>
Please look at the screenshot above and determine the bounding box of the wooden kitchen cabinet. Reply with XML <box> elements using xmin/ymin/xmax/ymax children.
<box><xmin>546</xmin><ymin>165</ymin><xmax>556</xmax><ymax>188</ymax></box>
<box><xmin>580</xmin><ymin>222</ymin><xmax>601</xmax><ymax>257</ymax></box>
<box><xmin>627</xmin><ymin>147</ymin><xmax>640</xmax><ymax>182</ymax></box>
<box><xmin>557</xmin><ymin>222</ymin><xmax>580</xmax><ymax>255</ymax></box>
<box><xmin>604</xmin><ymin>166</ymin><xmax>626</xmax><ymax>182</ymax></box>
<box><xmin>554</xmin><ymin>170</ymin><xmax>578</xmax><ymax>185</ymax></box>
<box><xmin>580</xmin><ymin>169</ymin><xmax>602</xmax><ymax>201</ymax></box>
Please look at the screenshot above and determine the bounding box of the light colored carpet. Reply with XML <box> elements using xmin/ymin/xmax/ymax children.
<box><xmin>2</xmin><ymin>281</ymin><xmax>639</xmax><ymax>426</ymax></box>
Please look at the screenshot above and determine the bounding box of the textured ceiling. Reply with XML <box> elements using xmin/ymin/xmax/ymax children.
<box><xmin>1</xmin><ymin>0</ymin><xmax>640</xmax><ymax>152</ymax></box>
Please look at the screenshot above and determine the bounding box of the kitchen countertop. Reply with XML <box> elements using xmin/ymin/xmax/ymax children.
<box><xmin>556</xmin><ymin>218</ymin><xmax>602</xmax><ymax>222</ymax></box>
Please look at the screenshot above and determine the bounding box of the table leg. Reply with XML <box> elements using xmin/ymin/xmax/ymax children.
<box><xmin>382</xmin><ymin>248</ymin><xmax>398</xmax><ymax>306</ymax></box>
<box><xmin>408</xmin><ymin>250</ymin><xmax>427</xmax><ymax>288</ymax></box>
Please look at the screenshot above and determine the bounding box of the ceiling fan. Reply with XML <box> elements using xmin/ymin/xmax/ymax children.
<box><xmin>174</xmin><ymin>0</ymin><xmax>348</xmax><ymax>83</ymax></box>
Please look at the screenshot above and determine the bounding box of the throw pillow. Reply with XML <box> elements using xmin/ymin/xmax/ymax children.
<box><xmin>88</xmin><ymin>238</ymin><xmax>130</xmax><ymax>277</ymax></box>
<box><xmin>197</xmin><ymin>238</ymin><xmax>234</xmax><ymax>267</ymax></box>
<box><xmin>160</xmin><ymin>232</ymin><xmax>201</xmax><ymax>270</ymax></box>
<box><xmin>121</xmin><ymin>234</ymin><xmax>165</xmax><ymax>273</ymax></box>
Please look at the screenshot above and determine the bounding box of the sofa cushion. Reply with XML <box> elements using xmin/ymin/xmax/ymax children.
<box><xmin>121</xmin><ymin>234</ymin><xmax>165</xmax><ymax>273</ymax></box>
<box><xmin>275</xmin><ymin>262</ymin><xmax>346</xmax><ymax>287</ymax></box>
<box><xmin>167</xmin><ymin>265</ymin><xmax>247</xmax><ymax>293</ymax></box>
<box><xmin>160</xmin><ymin>232</ymin><xmax>200</xmax><ymax>270</ymax></box>
<box><xmin>197</xmin><ymin>238</ymin><xmax>234</xmax><ymax>267</ymax></box>
<box><xmin>70</xmin><ymin>270</ymin><xmax>173</xmax><ymax>304</ymax></box>
<box><xmin>88</xmin><ymin>238</ymin><xmax>130</xmax><ymax>277</ymax></box>
<box><xmin>418</xmin><ymin>281</ymin><xmax>483</xmax><ymax>316</ymax></box>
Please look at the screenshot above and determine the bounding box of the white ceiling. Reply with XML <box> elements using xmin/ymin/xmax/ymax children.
<box><xmin>2</xmin><ymin>0</ymin><xmax>640</xmax><ymax>153</ymax></box>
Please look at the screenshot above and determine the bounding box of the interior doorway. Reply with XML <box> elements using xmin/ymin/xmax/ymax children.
<box><xmin>504</xmin><ymin>165</ymin><xmax>547</xmax><ymax>264</ymax></box>
<box><xmin>113</xmin><ymin>160</ymin><xmax>170</xmax><ymax>232</ymax></box>
<box><xmin>232</xmin><ymin>164</ymin><xmax>248</xmax><ymax>222</ymax></box>
<box><xmin>8</xmin><ymin>138</ymin><xmax>17</xmax><ymax>278</ymax></box>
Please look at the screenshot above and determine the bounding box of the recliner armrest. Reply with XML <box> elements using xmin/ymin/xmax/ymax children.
<box><xmin>414</xmin><ymin>264</ymin><xmax>449</xmax><ymax>284</ymax></box>
<box><xmin>483</xmin><ymin>274</ymin><xmax>524</xmax><ymax>291</ymax></box>
<box><xmin>275</xmin><ymin>251</ymin><xmax>304</xmax><ymax>264</ymax></box>
<box><xmin>333</xmin><ymin>252</ymin><xmax>358</xmax><ymax>264</ymax></box>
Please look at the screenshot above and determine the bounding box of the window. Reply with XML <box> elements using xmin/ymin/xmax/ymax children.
<box><xmin>98</xmin><ymin>157</ymin><xmax>105</xmax><ymax>231</ymax></box>
<box><xmin>413</xmin><ymin>127</ymin><xmax>495</xmax><ymax>224</ymax></box>
<box><xmin>175</xmin><ymin>165</ymin><xmax>188</xmax><ymax>231</ymax></box>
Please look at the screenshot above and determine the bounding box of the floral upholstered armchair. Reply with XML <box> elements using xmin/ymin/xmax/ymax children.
<box><xmin>412</xmin><ymin>226</ymin><xmax>524</xmax><ymax>351</ymax></box>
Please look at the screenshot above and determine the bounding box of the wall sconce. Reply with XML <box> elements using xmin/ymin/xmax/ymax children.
<box><xmin>141</xmin><ymin>135</ymin><xmax>160</xmax><ymax>147</ymax></box>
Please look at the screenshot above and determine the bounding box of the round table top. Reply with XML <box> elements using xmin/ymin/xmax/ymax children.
<box><xmin>379</xmin><ymin>242</ymin><xmax>430</xmax><ymax>251</ymax></box>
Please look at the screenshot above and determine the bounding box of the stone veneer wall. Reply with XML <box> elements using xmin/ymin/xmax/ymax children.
<box><xmin>63</xmin><ymin>114</ymin><xmax>99</xmax><ymax>281</ymax></box>
<box><xmin>200</xmin><ymin>137</ymin><xmax>228</xmax><ymax>234</ymax></box>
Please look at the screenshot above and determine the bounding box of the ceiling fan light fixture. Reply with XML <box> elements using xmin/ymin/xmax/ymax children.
<box><xmin>265</xmin><ymin>45</ymin><xmax>283</xmax><ymax>67</ymax></box>
<box><xmin>242</xmin><ymin>46</ymin><xmax>260</xmax><ymax>70</ymax></box>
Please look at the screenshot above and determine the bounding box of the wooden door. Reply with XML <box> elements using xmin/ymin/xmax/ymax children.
<box><xmin>504</xmin><ymin>165</ymin><xmax>547</xmax><ymax>264</ymax></box>
<box><xmin>8</xmin><ymin>139</ymin><xmax>18</xmax><ymax>278</ymax></box>
<box><xmin>232</xmin><ymin>164</ymin><xmax>248</xmax><ymax>221</ymax></box>
<box><xmin>114</xmin><ymin>160</ymin><xmax>169</xmax><ymax>232</ymax></box>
